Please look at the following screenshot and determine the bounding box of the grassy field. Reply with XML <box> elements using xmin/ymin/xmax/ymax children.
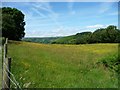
<box><xmin>8</xmin><ymin>41</ymin><xmax>118</xmax><ymax>88</ymax></box>
<box><xmin>0</xmin><ymin>46</ymin><xmax>2</xmax><ymax>89</ymax></box>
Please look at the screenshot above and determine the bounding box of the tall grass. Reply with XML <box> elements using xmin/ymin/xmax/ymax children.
<box><xmin>98</xmin><ymin>54</ymin><xmax>119</xmax><ymax>74</ymax></box>
<box><xmin>0</xmin><ymin>45</ymin><xmax>2</xmax><ymax>89</ymax></box>
<box><xmin>8</xmin><ymin>41</ymin><xmax>118</xmax><ymax>88</ymax></box>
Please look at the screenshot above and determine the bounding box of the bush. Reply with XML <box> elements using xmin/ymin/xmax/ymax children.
<box><xmin>98</xmin><ymin>54</ymin><xmax>120</xmax><ymax>74</ymax></box>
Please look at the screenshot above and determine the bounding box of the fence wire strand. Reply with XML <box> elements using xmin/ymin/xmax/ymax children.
<box><xmin>3</xmin><ymin>68</ymin><xmax>17</xmax><ymax>88</ymax></box>
<box><xmin>2</xmin><ymin>38</ymin><xmax>22</xmax><ymax>90</ymax></box>
<box><xmin>3</xmin><ymin>76</ymin><xmax>9</xmax><ymax>88</ymax></box>
<box><xmin>3</xmin><ymin>58</ymin><xmax>22</xmax><ymax>89</ymax></box>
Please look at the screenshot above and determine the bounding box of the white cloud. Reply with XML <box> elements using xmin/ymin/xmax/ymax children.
<box><xmin>25</xmin><ymin>26</ymin><xmax>81</xmax><ymax>37</ymax></box>
<box><xmin>25</xmin><ymin>24</ymin><xmax>116</xmax><ymax>37</ymax></box>
<box><xmin>23</xmin><ymin>2</ymin><xmax>64</xmax><ymax>37</ymax></box>
<box><xmin>31</xmin><ymin>2</ymin><xmax>63</xmax><ymax>28</ymax></box>
<box><xmin>68</xmin><ymin>1</ymin><xmax>76</xmax><ymax>15</ymax></box>
<box><xmin>99</xmin><ymin>2</ymin><xmax>113</xmax><ymax>14</ymax></box>
<box><xmin>31</xmin><ymin>7</ymin><xmax>47</xmax><ymax>18</ymax></box>
<box><xmin>86</xmin><ymin>24</ymin><xmax>108</xmax><ymax>29</ymax></box>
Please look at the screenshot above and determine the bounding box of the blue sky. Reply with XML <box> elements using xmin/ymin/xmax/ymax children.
<box><xmin>2</xmin><ymin>2</ymin><xmax>118</xmax><ymax>37</ymax></box>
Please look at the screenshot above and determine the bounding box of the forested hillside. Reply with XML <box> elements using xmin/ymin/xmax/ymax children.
<box><xmin>23</xmin><ymin>37</ymin><xmax>61</xmax><ymax>44</ymax></box>
<box><xmin>52</xmin><ymin>25</ymin><xmax>120</xmax><ymax>44</ymax></box>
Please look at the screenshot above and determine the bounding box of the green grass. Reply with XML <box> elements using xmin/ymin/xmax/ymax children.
<box><xmin>98</xmin><ymin>54</ymin><xmax>119</xmax><ymax>74</ymax></box>
<box><xmin>0</xmin><ymin>38</ymin><xmax>3</xmax><ymax>89</ymax></box>
<box><xmin>0</xmin><ymin>46</ymin><xmax>2</xmax><ymax>89</ymax></box>
<box><xmin>8</xmin><ymin>41</ymin><xmax>119</xmax><ymax>88</ymax></box>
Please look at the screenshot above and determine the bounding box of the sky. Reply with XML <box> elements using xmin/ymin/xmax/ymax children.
<box><xmin>2</xmin><ymin>2</ymin><xmax>118</xmax><ymax>37</ymax></box>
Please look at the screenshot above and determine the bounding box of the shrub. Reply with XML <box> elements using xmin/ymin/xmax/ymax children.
<box><xmin>98</xmin><ymin>54</ymin><xmax>120</xmax><ymax>74</ymax></box>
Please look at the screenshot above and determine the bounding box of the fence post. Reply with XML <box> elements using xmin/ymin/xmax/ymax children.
<box><xmin>3</xmin><ymin>38</ymin><xmax>7</xmax><ymax>59</ymax></box>
<box><xmin>2</xmin><ymin>38</ymin><xmax>11</xmax><ymax>89</ymax></box>
<box><xmin>3</xmin><ymin>58</ymin><xmax>11</xmax><ymax>89</ymax></box>
<box><xmin>5</xmin><ymin>38</ymin><xmax>8</xmax><ymax>58</ymax></box>
<box><xmin>8</xmin><ymin>57</ymin><xmax>11</xmax><ymax>88</ymax></box>
<box><xmin>5</xmin><ymin>38</ymin><xmax>8</xmax><ymax>44</ymax></box>
<box><xmin>2</xmin><ymin>40</ymin><xmax>6</xmax><ymax>89</ymax></box>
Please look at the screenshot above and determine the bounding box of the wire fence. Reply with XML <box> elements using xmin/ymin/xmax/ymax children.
<box><xmin>2</xmin><ymin>38</ymin><xmax>22</xmax><ymax>89</ymax></box>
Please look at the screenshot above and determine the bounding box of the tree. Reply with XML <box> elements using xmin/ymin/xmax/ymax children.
<box><xmin>89</xmin><ymin>25</ymin><xmax>120</xmax><ymax>43</ymax></box>
<box><xmin>75</xmin><ymin>32</ymin><xmax>92</xmax><ymax>44</ymax></box>
<box><xmin>105</xmin><ymin>25</ymin><xmax>119</xmax><ymax>43</ymax></box>
<box><xmin>2</xmin><ymin>7</ymin><xmax>25</xmax><ymax>40</ymax></box>
<box><xmin>89</xmin><ymin>28</ymin><xmax>106</xmax><ymax>43</ymax></box>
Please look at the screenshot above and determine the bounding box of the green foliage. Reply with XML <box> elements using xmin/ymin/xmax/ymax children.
<box><xmin>23</xmin><ymin>37</ymin><xmax>60</xmax><ymax>44</ymax></box>
<box><xmin>90</xmin><ymin>25</ymin><xmax>120</xmax><ymax>43</ymax></box>
<box><xmin>75</xmin><ymin>32</ymin><xmax>92</xmax><ymax>44</ymax></box>
<box><xmin>52</xmin><ymin>35</ymin><xmax>76</xmax><ymax>44</ymax></box>
<box><xmin>89</xmin><ymin>28</ymin><xmax>105</xmax><ymax>43</ymax></box>
<box><xmin>52</xmin><ymin>25</ymin><xmax>120</xmax><ymax>44</ymax></box>
<box><xmin>0</xmin><ymin>45</ymin><xmax>2</xmax><ymax>89</ymax></box>
<box><xmin>98</xmin><ymin>54</ymin><xmax>120</xmax><ymax>74</ymax></box>
<box><xmin>1</xmin><ymin>7</ymin><xmax>25</xmax><ymax>40</ymax></box>
<box><xmin>52</xmin><ymin>32</ymin><xmax>92</xmax><ymax>44</ymax></box>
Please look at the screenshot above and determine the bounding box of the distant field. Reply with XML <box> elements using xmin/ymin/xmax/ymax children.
<box><xmin>8</xmin><ymin>41</ymin><xmax>118</xmax><ymax>88</ymax></box>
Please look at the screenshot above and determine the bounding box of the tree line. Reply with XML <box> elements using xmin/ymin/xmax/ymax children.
<box><xmin>52</xmin><ymin>25</ymin><xmax>120</xmax><ymax>44</ymax></box>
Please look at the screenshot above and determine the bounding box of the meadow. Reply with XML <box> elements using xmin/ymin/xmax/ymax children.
<box><xmin>0</xmin><ymin>46</ymin><xmax>2</xmax><ymax>89</ymax></box>
<box><xmin>8</xmin><ymin>41</ymin><xmax>118</xmax><ymax>88</ymax></box>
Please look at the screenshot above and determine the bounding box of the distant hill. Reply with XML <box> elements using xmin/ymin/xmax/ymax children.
<box><xmin>52</xmin><ymin>32</ymin><xmax>92</xmax><ymax>44</ymax></box>
<box><xmin>22</xmin><ymin>37</ymin><xmax>61</xmax><ymax>44</ymax></box>
<box><xmin>52</xmin><ymin>25</ymin><xmax>120</xmax><ymax>44</ymax></box>
<box><xmin>23</xmin><ymin>25</ymin><xmax>120</xmax><ymax>44</ymax></box>
<box><xmin>23</xmin><ymin>33</ymin><xmax>92</xmax><ymax>44</ymax></box>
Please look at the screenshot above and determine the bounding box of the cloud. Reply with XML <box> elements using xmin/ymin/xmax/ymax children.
<box><xmin>86</xmin><ymin>24</ymin><xmax>109</xmax><ymax>30</ymax></box>
<box><xmin>25</xmin><ymin>23</ymin><xmax>116</xmax><ymax>37</ymax></box>
<box><xmin>25</xmin><ymin>26</ymin><xmax>81</xmax><ymax>37</ymax></box>
<box><xmin>31</xmin><ymin>2</ymin><xmax>63</xmax><ymax>28</ymax></box>
<box><xmin>99</xmin><ymin>2</ymin><xmax>113</xmax><ymax>14</ymax></box>
<box><xmin>68</xmin><ymin>1</ymin><xmax>76</xmax><ymax>15</ymax></box>
<box><xmin>31</xmin><ymin>7</ymin><xmax>47</xmax><ymax>18</ymax></box>
<box><xmin>24</xmin><ymin>2</ymin><xmax>64</xmax><ymax>37</ymax></box>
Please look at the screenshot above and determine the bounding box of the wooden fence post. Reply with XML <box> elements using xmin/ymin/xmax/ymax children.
<box><xmin>5</xmin><ymin>43</ymin><xmax>7</xmax><ymax>58</ymax></box>
<box><xmin>3</xmin><ymin>38</ymin><xmax>7</xmax><ymax>59</ymax></box>
<box><xmin>2</xmin><ymin>38</ymin><xmax>11</xmax><ymax>89</ymax></box>
<box><xmin>3</xmin><ymin>57</ymin><xmax>11</xmax><ymax>89</ymax></box>
<box><xmin>5</xmin><ymin>38</ymin><xmax>8</xmax><ymax>44</ymax></box>
<box><xmin>5</xmin><ymin>38</ymin><xmax>8</xmax><ymax>58</ymax></box>
<box><xmin>7</xmin><ymin>57</ymin><xmax>11</xmax><ymax>88</ymax></box>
